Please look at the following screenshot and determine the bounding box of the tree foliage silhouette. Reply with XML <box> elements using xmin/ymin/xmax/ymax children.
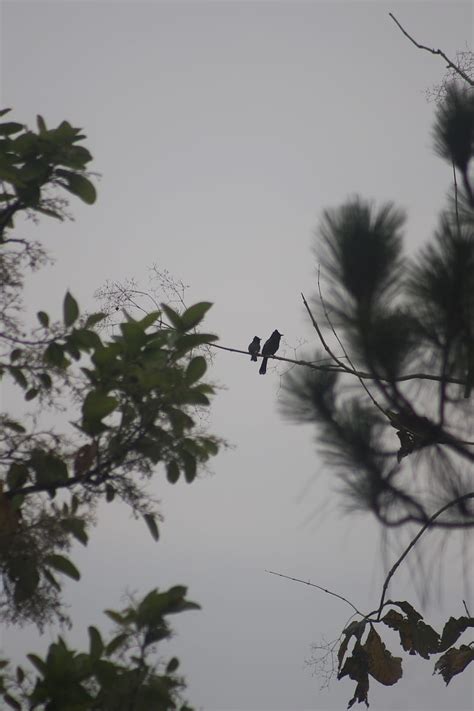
<box><xmin>0</xmin><ymin>110</ymin><xmax>220</xmax><ymax>709</ymax></box>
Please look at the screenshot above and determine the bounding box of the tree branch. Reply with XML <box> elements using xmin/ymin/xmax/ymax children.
<box><xmin>266</xmin><ymin>569</ymin><xmax>363</xmax><ymax>616</ymax></box>
<box><xmin>389</xmin><ymin>12</ymin><xmax>474</xmax><ymax>87</ymax></box>
<box><xmin>207</xmin><ymin>341</ymin><xmax>469</xmax><ymax>387</ymax></box>
<box><xmin>376</xmin><ymin>492</ymin><xmax>474</xmax><ymax>619</ymax></box>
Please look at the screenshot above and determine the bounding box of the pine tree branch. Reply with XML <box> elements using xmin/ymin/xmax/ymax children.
<box><xmin>389</xmin><ymin>13</ymin><xmax>474</xmax><ymax>87</ymax></box>
<box><xmin>376</xmin><ymin>491</ymin><xmax>474</xmax><ymax>619</ymax></box>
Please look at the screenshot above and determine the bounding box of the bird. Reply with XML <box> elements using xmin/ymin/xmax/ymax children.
<box><xmin>248</xmin><ymin>336</ymin><xmax>261</xmax><ymax>362</ymax></box>
<box><xmin>259</xmin><ymin>330</ymin><xmax>283</xmax><ymax>374</ymax></box>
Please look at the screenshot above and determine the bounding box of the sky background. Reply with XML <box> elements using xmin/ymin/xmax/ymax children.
<box><xmin>1</xmin><ymin>1</ymin><xmax>474</xmax><ymax>709</ymax></box>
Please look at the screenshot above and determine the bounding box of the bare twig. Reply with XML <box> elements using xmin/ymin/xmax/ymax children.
<box><xmin>266</xmin><ymin>569</ymin><xmax>363</xmax><ymax>616</ymax></box>
<box><xmin>389</xmin><ymin>12</ymin><xmax>474</xmax><ymax>87</ymax></box>
<box><xmin>314</xmin><ymin>273</ymin><xmax>388</xmax><ymax>418</ymax></box>
<box><xmin>376</xmin><ymin>492</ymin><xmax>474</xmax><ymax>619</ymax></box>
<box><xmin>300</xmin><ymin>292</ymin><xmax>352</xmax><ymax>375</ymax></box>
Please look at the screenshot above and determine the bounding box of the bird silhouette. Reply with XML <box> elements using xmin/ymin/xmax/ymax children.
<box><xmin>259</xmin><ymin>330</ymin><xmax>283</xmax><ymax>374</ymax></box>
<box><xmin>248</xmin><ymin>336</ymin><xmax>261</xmax><ymax>362</ymax></box>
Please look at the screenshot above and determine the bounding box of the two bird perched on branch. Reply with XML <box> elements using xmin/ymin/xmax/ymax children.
<box><xmin>248</xmin><ymin>330</ymin><xmax>283</xmax><ymax>375</ymax></box>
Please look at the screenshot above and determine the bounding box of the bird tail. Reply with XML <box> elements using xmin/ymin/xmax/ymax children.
<box><xmin>259</xmin><ymin>358</ymin><xmax>267</xmax><ymax>375</ymax></box>
<box><xmin>251</xmin><ymin>354</ymin><xmax>258</xmax><ymax>362</ymax></box>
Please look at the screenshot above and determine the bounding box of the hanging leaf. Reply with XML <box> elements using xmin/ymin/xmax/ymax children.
<box><xmin>434</xmin><ymin>645</ymin><xmax>474</xmax><ymax>685</ymax></box>
<box><xmin>185</xmin><ymin>356</ymin><xmax>207</xmax><ymax>384</ymax></box>
<box><xmin>364</xmin><ymin>626</ymin><xmax>402</xmax><ymax>686</ymax></box>
<box><xmin>55</xmin><ymin>169</ymin><xmax>96</xmax><ymax>204</ymax></box>
<box><xmin>166</xmin><ymin>460</ymin><xmax>180</xmax><ymax>484</ymax></box>
<box><xmin>338</xmin><ymin>640</ymin><xmax>370</xmax><ymax>709</ymax></box>
<box><xmin>438</xmin><ymin>616</ymin><xmax>474</xmax><ymax>652</ymax></box>
<box><xmin>37</xmin><ymin>311</ymin><xmax>50</xmax><ymax>328</ymax></box>
<box><xmin>63</xmin><ymin>291</ymin><xmax>79</xmax><ymax>327</ymax></box>
<box><xmin>44</xmin><ymin>554</ymin><xmax>80</xmax><ymax>581</ymax></box>
<box><xmin>382</xmin><ymin>607</ymin><xmax>440</xmax><ymax>659</ymax></box>
<box><xmin>143</xmin><ymin>513</ymin><xmax>159</xmax><ymax>541</ymax></box>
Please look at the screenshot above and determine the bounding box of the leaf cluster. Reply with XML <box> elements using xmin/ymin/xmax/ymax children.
<box><xmin>337</xmin><ymin>601</ymin><xmax>474</xmax><ymax>708</ymax></box>
<box><xmin>0</xmin><ymin>109</ymin><xmax>221</xmax><ymax>634</ymax></box>
<box><xmin>0</xmin><ymin>586</ymin><xmax>197</xmax><ymax>710</ymax></box>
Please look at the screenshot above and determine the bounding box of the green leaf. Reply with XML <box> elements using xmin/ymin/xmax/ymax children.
<box><xmin>38</xmin><ymin>372</ymin><xmax>53</xmax><ymax>389</ymax></box>
<box><xmin>15</xmin><ymin>666</ymin><xmax>24</xmax><ymax>684</ymax></box>
<box><xmin>166</xmin><ymin>460</ymin><xmax>180</xmax><ymax>484</ymax></box>
<box><xmin>82</xmin><ymin>391</ymin><xmax>118</xmax><ymax>422</ymax></box>
<box><xmin>161</xmin><ymin>304</ymin><xmax>183</xmax><ymax>330</ymax></box>
<box><xmin>143</xmin><ymin>513</ymin><xmax>159</xmax><ymax>541</ymax></box>
<box><xmin>43</xmin><ymin>568</ymin><xmax>61</xmax><ymax>591</ymax></box>
<box><xmin>138</xmin><ymin>311</ymin><xmax>161</xmax><ymax>330</ymax></box>
<box><xmin>181</xmin><ymin>452</ymin><xmax>197</xmax><ymax>483</ymax></box>
<box><xmin>25</xmin><ymin>388</ymin><xmax>38</xmax><ymax>401</ymax></box>
<box><xmin>88</xmin><ymin>626</ymin><xmax>104</xmax><ymax>659</ymax></box>
<box><xmin>85</xmin><ymin>312</ymin><xmax>107</xmax><ymax>328</ymax></box>
<box><xmin>63</xmin><ymin>291</ymin><xmax>79</xmax><ymax>327</ymax></box>
<box><xmin>180</xmin><ymin>302</ymin><xmax>213</xmax><ymax>330</ymax></box>
<box><xmin>6</xmin><ymin>463</ymin><xmax>28</xmax><ymax>490</ymax></box>
<box><xmin>105</xmin><ymin>633</ymin><xmax>129</xmax><ymax>657</ymax></box>
<box><xmin>174</xmin><ymin>332</ymin><xmax>218</xmax><ymax>353</ymax></box>
<box><xmin>37</xmin><ymin>311</ymin><xmax>49</xmax><ymax>328</ymax></box>
<box><xmin>166</xmin><ymin>657</ymin><xmax>179</xmax><ymax>674</ymax></box>
<box><xmin>105</xmin><ymin>484</ymin><xmax>115</xmax><ymax>502</ymax></box>
<box><xmin>36</xmin><ymin>114</ymin><xmax>47</xmax><ymax>132</ymax></box>
<box><xmin>201</xmin><ymin>437</ymin><xmax>219</xmax><ymax>457</ymax></box>
<box><xmin>26</xmin><ymin>653</ymin><xmax>47</xmax><ymax>675</ymax></box>
<box><xmin>56</xmin><ymin>169</ymin><xmax>96</xmax><ymax>204</ymax></box>
<box><xmin>3</xmin><ymin>419</ymin><xmax>25</xmax><ymax>433</ymax></box>
<box><xmin>9</xmin><ymin>367</ymin><xmax>27</xmax><ymax>389</ymax></box>
<box><xmin>0</xmin><ymin>122</ymin><xmax>23</xmax><ymax>136</ymax></box>
<box><xmin>30</xmin><ymin>451</ymin><xmax>68</xmax><ymax>487</ymax></box>
<box><xmin>179</xmin><ymin>389</ymin><xmax>210</xmax><ymax>406</ymax></box>
<box><xmin>44</xmin><ymin>554</ymin><xmax>80</xmax><ymax>581</ymax></box>
<box><xmin>10</xmin><ymin>349</ymin><xmax>22</xmax><ymax>362</ymax></box>
<box><xmin>186</xmin><ymin>355</ymin><xmax>207</xmax><ymax>384</ymax></box>
<box><xmin>60</xmin><ymin>518</ymin><xmax>88</xmax><ymax>546</ymax></box>
<box><xmin>44</xmin><ymin>342</ymin><xmax>66</xmax><ymax>368</ymax></box>
<box><xmin>167</xmin><ymin>408</ymin><xmax>195</xmax><ymax>435</ymax></box>
<box><xmin>104</xmin><ymin>610</ymin><xmax>127</xmax><ymax>625</ymax></box>
<box><xmin>0</xmin><ymin>109</ymin><xmax>11</xmax><ymax>117</ymax></box>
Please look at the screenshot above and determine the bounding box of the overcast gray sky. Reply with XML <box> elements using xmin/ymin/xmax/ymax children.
<box><xmin>1</xmin><ymin>1</ymin><xmax>474</xmax><ymax>709</ymax></box>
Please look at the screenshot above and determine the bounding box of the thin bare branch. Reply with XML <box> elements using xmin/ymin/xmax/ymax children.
<box><xmin>266</xmin><ymin>569</ymin><xmax>363</xmax><ymax>616</ymax></box>
<box><xmin>300</xmin><ymin>292</ymin><xmax>352</xmax><ymax>374</ymax></box>
<box><xmin>315</xmin><ymin>272</ymin><xmax>388</xmax><ymax>418</ymax></box>
<box><xmin>389</xmin><ymin>12</ymin><xmax>474</xmax><ymax>87</ymax></box>
<box><xmin>207</xmin><ymin>342</ymin><xmax>469</xmax><ymax>387</ymax></box>
<box><xmin>376</xmin><ymin>492</ymin><xmax>474</xmax><ymax>619</ymax></box>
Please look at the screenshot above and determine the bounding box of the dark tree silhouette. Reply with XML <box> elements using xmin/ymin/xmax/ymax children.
<box><xmin>281</xmin><ymin>83</ymin><xmax>474</xmax><ymax>533</ymax></box>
